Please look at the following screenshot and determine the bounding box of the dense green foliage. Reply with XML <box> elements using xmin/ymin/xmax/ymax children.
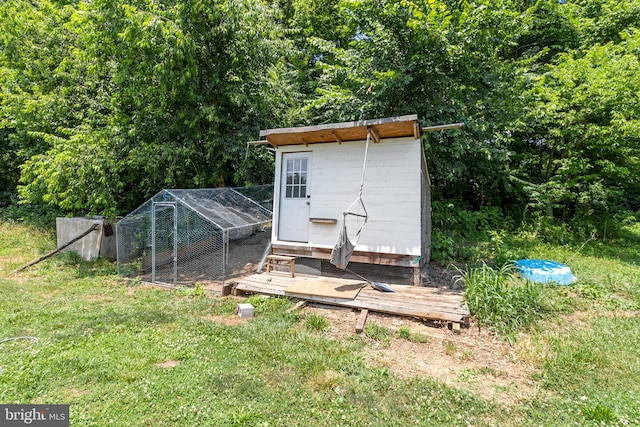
<box><xmin>1</xmin><ymin>0</ymin><xmax>639</xmax><ymax>222</ymax></box>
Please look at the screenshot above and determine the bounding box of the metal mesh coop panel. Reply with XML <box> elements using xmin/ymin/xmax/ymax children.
<box><xmin>116</xmin><ymin>186</ymin><xmax>272</xmax><ymax>286</ymax></box>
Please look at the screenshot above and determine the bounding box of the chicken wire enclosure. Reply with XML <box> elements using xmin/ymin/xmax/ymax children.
<box><xmin>117</xmin><ymin>187</ymin><xmax>273</xmax><ymax>286</ymax></box>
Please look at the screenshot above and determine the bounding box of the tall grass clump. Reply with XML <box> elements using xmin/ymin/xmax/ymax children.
<box><xmin>459</xmin><ymin>263</ymin><xmax>546</xmax><ymax>340</ymax></box>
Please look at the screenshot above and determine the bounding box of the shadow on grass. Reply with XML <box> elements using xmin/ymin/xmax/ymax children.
<box><xmin>500</xmin><ymin>225</ymin><xmax>640</xmax><ymax>268</ymax></box>
<box><xmin>594</xmin><ymin>225</ymin><xmax>640</xmax><ymax>265</ymax></box>
<box><xmin>75</xmin><ymin>259</ymin><xmax>118</xmax><ymax>278</ymax></box>
<box><xmin>52</xmin><ymin>252</ymin><xmax>118</xmax><ymax>278</ymax></box>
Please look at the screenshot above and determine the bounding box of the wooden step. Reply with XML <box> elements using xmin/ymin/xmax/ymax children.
<box><xmin>266</xmin><ymin>255</ymin><xmax>297</xmax><ymax>277</ymax></box>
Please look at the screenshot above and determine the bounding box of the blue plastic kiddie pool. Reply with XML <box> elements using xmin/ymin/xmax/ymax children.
<box><xmin>514</xmin><ymin>259</ymin><xmax>576</xmax><ymax>285</ymax></box>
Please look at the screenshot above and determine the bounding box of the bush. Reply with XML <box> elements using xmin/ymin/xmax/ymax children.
<box><xmin>0</xmin><ymin>198</ymin><xmax>60</xmax><ymax>228</ymax></box>
<box><xmin>459</xmin><ymin>263</ymin><xmax>546</xmax><ymax>340</ymax></box>
<box><xmin>430</xmin><ymin>202</ymin><xmax>511</xmax><ymax>263</ymax></box>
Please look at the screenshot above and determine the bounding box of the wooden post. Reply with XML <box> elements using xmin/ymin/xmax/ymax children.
<box><xmin>11</xmin><ymin>224</ymin><xmax>99</xmax><ymax>274</ymax></box>
<box><xmin>412</xmin><ymin>267</ymin><xmax>422</xmax><ymax>286</ymax></box>
<box><xmin>286</xmin><ymin>300</ymin><xmax>307</xmax><ymax>314</ymax></box>
<box><xmin>221</xmin><ymin>282</ymin><xmax>234</xmax><ymax>296</ymax></box>
<box><xmin>355</xmin><ymin>309</ymin><xmax>369</xmax><ymax>333</ymax></box>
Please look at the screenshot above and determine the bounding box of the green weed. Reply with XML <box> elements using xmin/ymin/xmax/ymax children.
<box><xmin>397</xmin><ymin>326</ymin><xmax>411</xmax><ymax>339</ymax></box>
<box><xmin>476</xmin><ymin>366</ymin><xmax>507</xmax><ymax>378</ymax></box>
<box><xmin>444</xmin><ymin>340</ymin><xmax>457</xmax><ymax>356</ymax></box>
<box><xmin>459</xmin><ymin>263</ymin><xmax>546</xmax><ymax>340</ymax></box>
<box><xmin>582</xmin><ymin>404</ymin><xmax>617</xmax><ymax>423</ymax></box>
<box><xmin>193</xmin><ymin>282</ymin><xmax>206</xmax><ymax>297</ymax></box>
<box><xmin>396</xmin><ymin>326</ymin><xmax>429</xmax><ymax>343</ymax></box>
<box><xmin>364</xmin><ymin>322</ymin><xmax>392</xmax><ymax>347</ymax></box>
<box><xmin>305</xmin><ymin>314</ymin><xmax>331</xmax><ymax>332</ymax></box>
<box><xmin>174</xmin><ymin>282</ymin><xmax>206</xmax><ymax>298</ymax></box>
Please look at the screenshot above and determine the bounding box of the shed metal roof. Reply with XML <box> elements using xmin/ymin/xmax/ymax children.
<box><xmin>255</xmin><ymin>114</ymin><xmax>421</xmax><ymax>147</ymax></box>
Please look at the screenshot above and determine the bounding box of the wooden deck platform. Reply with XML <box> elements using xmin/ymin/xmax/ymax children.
<box><xmin>231</xmin><ymin>273</ymin><xmax>470</xmax><ymax>327</ymax></box>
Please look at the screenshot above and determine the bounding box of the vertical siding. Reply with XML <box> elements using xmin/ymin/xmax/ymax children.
<box><xmin>274</xmin><ymin>137</ymin><xmax>423</xmax><ymax>256</ymax></box>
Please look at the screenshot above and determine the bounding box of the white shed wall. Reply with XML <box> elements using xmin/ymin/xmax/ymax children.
<box><xmin>273</xmin><ymin>137</ymin><xmax>423</xmax><ymax>257</ymax></box>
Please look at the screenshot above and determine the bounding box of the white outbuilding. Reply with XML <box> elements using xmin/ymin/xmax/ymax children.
<box><xmin>253</xmin><ymin>114</ymin><xmax>435</xmax><ymax>285</ymax></box>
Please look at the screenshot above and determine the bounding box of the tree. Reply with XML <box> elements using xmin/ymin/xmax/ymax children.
<box><xmin>291</xmin><ymin>0</ymin><xmax>527</xmax><ymax>209</ymax></box>
<box><xmin>0</xmin><ymin>0</ymin><xmax>79</xmax><ymax>199</ymax></box>
<box><xmin>516</xmin><ymin>30</ymin><xmax>640</xmax><ymax>219</ymax></box>
<box><xmin>11</xmin><ymin>0</ymin><xmax>298</xmax><ymax>215</ymax></box>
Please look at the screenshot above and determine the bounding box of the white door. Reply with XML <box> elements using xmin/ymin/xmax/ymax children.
<box><xmin>278</xmin><ymin>153</ymin><xmax>311</xmax><ymax>242</ymax></box>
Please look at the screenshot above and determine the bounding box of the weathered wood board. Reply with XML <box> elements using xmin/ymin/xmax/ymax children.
<box><xmin>232</xmin><ymin>273</ymin><xmax>470</xmax><ymax>326</ymax></box>
<box><xmin>285</xmin><ymin>278</ymin><xmax>366</xmax><ymax>299</ymax></box>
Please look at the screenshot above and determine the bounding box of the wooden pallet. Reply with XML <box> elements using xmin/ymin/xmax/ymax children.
<box><xmin>232</xmin><ymin>273</ymin><xmax>470</xmax><ymax>327</ymax></box>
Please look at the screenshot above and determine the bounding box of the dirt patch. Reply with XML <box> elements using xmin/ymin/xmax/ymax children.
<box><xmin>155</xmin><ymin>360</ymin><xmax>181</xmax><ymax>369</ymax></box>
<box><xmin>302</xmin><ymin>304</ymin><xmax>541</xmax><ymax>405</ymax></box>
<box><xmin>201</xmin><ymin>314</ymin><xmax>248</xmax><ymax>326</ymax></box>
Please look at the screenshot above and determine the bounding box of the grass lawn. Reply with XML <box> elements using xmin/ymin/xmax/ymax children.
<box><xmin>1</xmin><ymin>219</ymin><xmax>639</xmax><ymax>426</ymax></box>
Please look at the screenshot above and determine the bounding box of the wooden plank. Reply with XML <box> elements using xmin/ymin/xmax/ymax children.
<box><xmin>264</xmin><ymin>288</ymin><xmax>467</xmax><ymax>323</ymax></box>
<box><xmin>355</xmin><ymin>309</ymin><xmax>369</xmax><ymax>333</ymax></box>
<box><xmin>285</xmin><ymin>279</ymin><xmax>364</xmax><ymax>299</ymax></box>
<box><xmin>275</xmin><ymin>244</ymin><xmax>414</xmax><ymax>262</ymax></box>
<box><xmin>354</xmin><ymin>295</ymin><xmax>467</xmax><ymax>315</ymax></box>
<box><xmin>267</xmin><ymin>255</ymin><xmax>296</xmax><ymax>261</ymax></box>
<box><xmin>381</xmin><ymin>284</ymin><xmax>463</xmax><ymax>296</ymax></box>
<box><xmin>308</xmin><ymin>248</ymin><xmax>420</xmax><ymax>267</ymax></box>
<box><xmin>259</xmin><ymin>115</ymin><xmax>419</xmax><ymax>147</ymax></box>
<box><xmin>364</xmin><ymin>286</ymin><xmax>465</xmax><ymax>300</ymax></box>
<box><xmin>358</xmin><ymin>289</ymin><xmax>463</xmax><ymax>311</ymax></box>
<box><xmin>353</xmin><ymin>295</ymin><xmax>467</xmax><ymax>317</ymax></box>
<box><xmin>368</xmin><ymin>126</ymin><xmax>380</xmax><ymax>143</ymax></box>
<box><xmin>241</xmin><ymin>274</ymin><xmax>465</xmax><ymax>306</ymax></box>
<box><xmin>240</xmin><ymin>275</ymin><xmax>466</xmax><ymax>311</ymax></box>
<box><xmin>233</xmin><ymin>273</ymin><xmax>470</xmax><ymax>324</ymax></box>
<box><xmin>286</xmin><ymin>300</ymin><xmax>307</xmax><ymax>313</ymax></box>
<box><xmin>356</xmin><ymin>293</ymin><xmax>466</xmax><ymax>311</ymax></box>
<box><xmin>221</xmin><ymin>282</ymin><xmax>234</xmax><ymax>296</ymax></box>
<box><xmin>332</xmin><ymin>130</ymin><xmax>342</xmax><ymax>144</ymax></box>
<box><xmin>362</xmin><ymin>285</ymin><xmax>463</xmax><ymax>301</ymax></box>
<box><xmin>243</xmin><ymin>273</ymin><xmax>364</xmax><ymax>288</ymax></box>
<box><xmin>235</xmin><ymin>282</ymin><xmax>287</xmax><ymax>296</ymax></box>
<box><xmin>309</xmin><ymin>218</ymin><xmax>338</xmax><ymax>224</ymax></box>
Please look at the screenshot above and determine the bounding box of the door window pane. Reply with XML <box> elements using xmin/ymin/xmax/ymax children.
<box><xmin>284</xmin><ymin>156</ymin><xmax>308</xmax><ymax>199</ymax></box>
